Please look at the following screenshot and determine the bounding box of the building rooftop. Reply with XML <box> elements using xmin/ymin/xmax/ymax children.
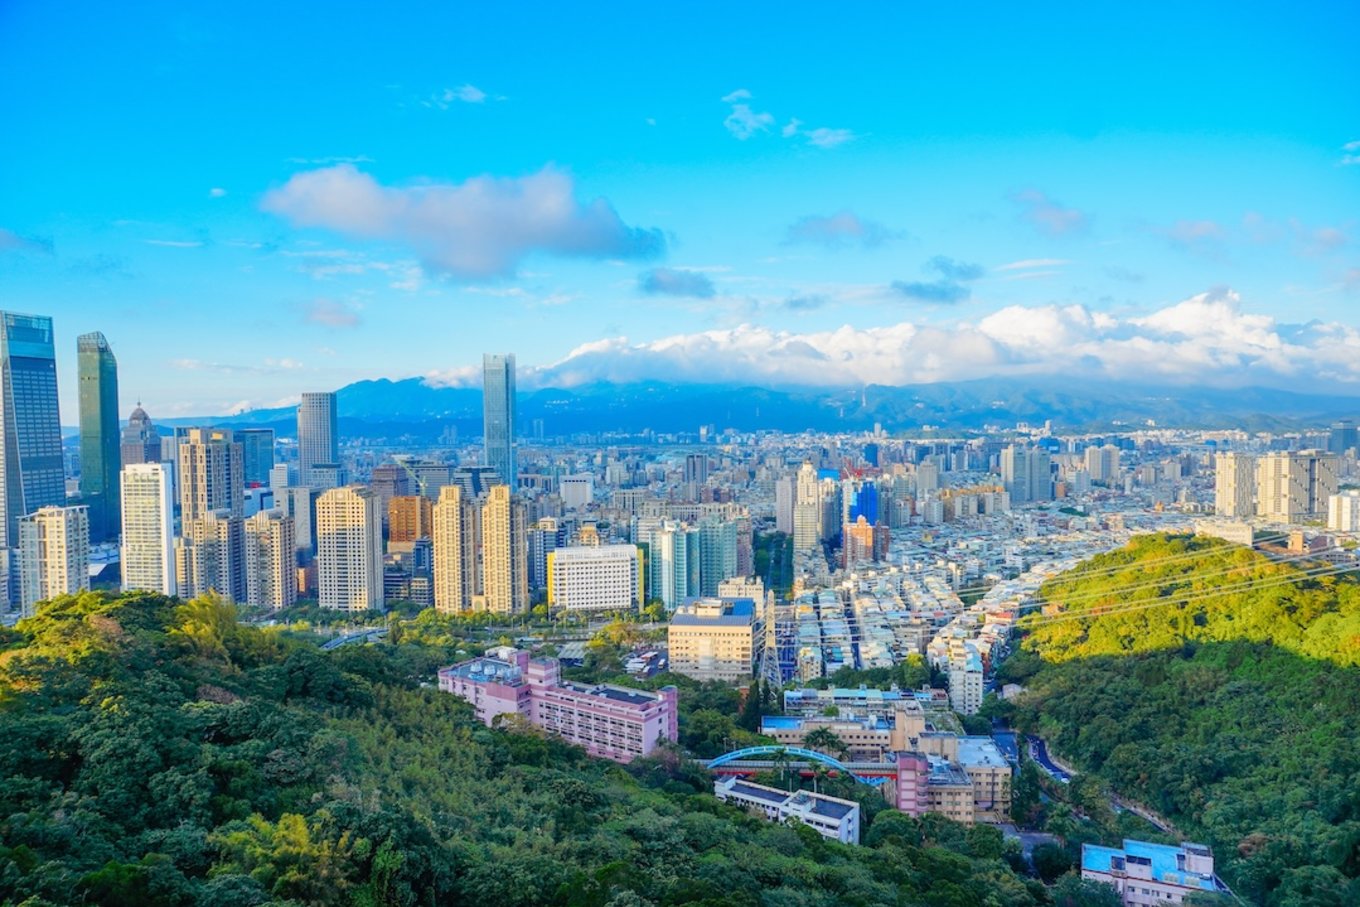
<box><xmin>1082</xmin><ymin>840</ymin><xmax>1218</xmax><ymax>892</ymax></box>
<box><xmin>729</xmin><ymin>780</ymin><xmax>791</xmax><ymax>806</ymax></box>
<box><xmin>559</xmin><ymin>680</ymin><xmax>662</xmax><ymax>706</ymax></box>
<box><xmin>448</xmin><ymin>657</ymin><xmax>522</xmax><ymax>684</ymax></box>
<box><xmin>957</xmin><ymin>736</ymin><xmax>1008</xmax><ymax>769</ymax></box>
<box><xmin>670</xmin><ymin>596</ymin><xmax>755</xmax><ymax>626</ymax></box>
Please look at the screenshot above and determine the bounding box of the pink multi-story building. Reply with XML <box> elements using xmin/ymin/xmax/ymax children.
<box><xmin>438</xmin><ymin>647</ymin><xmax>678</xmax><ymax>763</ymax></box>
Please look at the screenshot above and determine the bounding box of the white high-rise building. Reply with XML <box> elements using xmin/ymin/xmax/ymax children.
<box><xmin>654</xmin><ymin>521</ymin><xmax>699</xmax><ymax>610</ymax></box>
<box><xmin>175</xmin><ymin>510</ymin><xmax>244</xmax><ymax>602</ymax></box>
<box><xmin>1213</xmin><ymin>452</ymin><xmax>1256</xmax><ymax>519</ymax></box>
<box><xmin>792</xmin><ymin>462</ymin><xmax>822</xmax><ymax>553</ymax></box>
<box><xmin>1328</xmin><ymin>490</ymin><xmax>1360</xmax><ymax>532</ymax></box>
<box><xmin>316</xmin><ymin>485</ymin><xmax>383</xmax><ymax>612</ymax></box>
<box><xmin>433</xmin><ymin>484</ymin><xmax>480</xmax><ymax>613</ymax></box>
<box><xmin>1256</xmin><ymin>451</ymin><xmax>1338</xmax><ymax>524</ymax></box>
<box><xmin>547</xmin><ymin>544</ymin><xmax>641</xmax><ymax>612</ymax></box>
<box><xmin>481</xmin><ymin>484</ymin><xmax>528</xmax><ymax>614</ymax></box>
<box><xmin>244</xmin><ymin>509</ymin><xmax>297</xmax><ymax>610</ymax></box>
<box><xmin>18</xmin><ymin>505</ymin><xmax>90</xmax><ymax>616</ymax></box>
<box><xmin>121</xmin><ymin>463</ymin><xmax>176</xmax><ymax>595</ymax></box>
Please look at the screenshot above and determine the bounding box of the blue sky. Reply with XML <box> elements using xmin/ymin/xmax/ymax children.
<box><xmin>2</xmin><ymin>1</ymin><xmax>1358</xmax><ymax>418</ymax></box>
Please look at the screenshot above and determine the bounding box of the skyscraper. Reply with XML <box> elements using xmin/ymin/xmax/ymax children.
<box><xmin>1328</xmin><ymin>420</ymin><xmax>1358</xmax><ymax>457</ymax></box>
<box><xmin>433</xmin><ymin>484</ymin><xmax>480</xmax><ymax>613</ymax></box>
<box><xmin>77</xmin><ymin>332</ymin><xmax>120</xmax><ymax>542</ymax></box>
<box><xmin>315</xmin><ymin>485</ymin><xmax>383</xmax><ymax>612</ymax></box>
<box><xmin>236</xmin><ymin>428</ymin><xmax>276</xmax><ymax>486</ymax></box>
<box><xmin>120</xmin><ymin>404</ymin><xmax>161</xmax><ymax>467</ymax></box>
<box><xmin>120</xmin><ymin>463</ymin><xmax>176</xmax><ymax>595</ymax></box>
<box><xmin>698</xmin><ymin>517</ymin><xmax>738</xmax><ymax>596</ymax></box>
<box><xmin>792</xmin><ymin>462</ymin><xmax>821</xmax><ymax>553</ymax></box>
<box><xmin>18</xmin><ymin>505</ymin><xmax>90</xmax><ymax>616</ymax></box>
<box><xmin>178</xmin><ymin>428</ymin><xmax>244</xmax><ymax>523</ymax></box>
<box><xmin>1000</xmin><ymin>446</ymin><xmax>1053</xmax><ymax>505</ymax></box>
<box><xmin>297</xmin><ymin>392</ymin><xmax>339</xmax><ymax>488</ymax></box>
<box><xmin>0</xmin><ymin>312</ymin><xmax>65</xmax><ymax>548</ymax></box>
<box><xmin>482</xmin><ymin>354</ymin><xmax>517</xmax><ymax>489</ymax></box>
<box><xmin>481</xmin><ymin>484</ymin><xmax>527</xmax><ymax>614</ymax></box>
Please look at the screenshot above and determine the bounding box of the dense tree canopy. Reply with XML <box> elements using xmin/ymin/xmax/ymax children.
<box><xmin>1</xmin><ymin>590</ymin><xmax>1054</xmax><ymax>906</ymax></box>
<box><xmin>1010</xmin><ymin>535</ymin><xmax>1360</xmax><ymax>907</ymax></box>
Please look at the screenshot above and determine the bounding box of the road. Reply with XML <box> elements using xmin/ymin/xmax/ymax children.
<box><xmin>1024</xmin><ymin>735</ymin><xmax>1072</xmax><ymax>783</ymax></box>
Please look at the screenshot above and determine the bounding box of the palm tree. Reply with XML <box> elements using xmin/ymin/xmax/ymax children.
<box><xmin>802</xmin><ymin>726</ymin><xmax>850</xmax><ymax>761</ymax></box>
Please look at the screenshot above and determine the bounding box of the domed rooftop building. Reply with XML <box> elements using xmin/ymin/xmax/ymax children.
<box><xmin>120</xmin><ymin>402</ymin><xmax>162</xmax><ymax>467</ymax></box>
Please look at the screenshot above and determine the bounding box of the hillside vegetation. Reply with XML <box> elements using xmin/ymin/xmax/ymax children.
<box><xmin>0</xmin><ymin>591</ymin><xmax>1057</xmax><ymax>907</ymax></box>
<box><xmin>1008</xmin><ymin>535</ymin><xmax>1360</xmax><ymax>906</ymax></box>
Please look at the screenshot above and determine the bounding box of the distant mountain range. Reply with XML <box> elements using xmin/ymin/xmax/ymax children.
<box><xmin>159</xmin><ymin>377</ymin><xmax>1360</xmax><ymax>440</ymax></box>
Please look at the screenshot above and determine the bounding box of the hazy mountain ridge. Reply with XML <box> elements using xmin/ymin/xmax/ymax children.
<box><xmin>176</xmin><ymin>376</ymin><xmax>1360</xmax><ymax>438</ymax></box>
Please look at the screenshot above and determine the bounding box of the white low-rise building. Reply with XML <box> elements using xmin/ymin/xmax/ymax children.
<box><xmin>714</xmin><ymin>777</ymin><xmax>860</xmax><ymax>844</ymax></box>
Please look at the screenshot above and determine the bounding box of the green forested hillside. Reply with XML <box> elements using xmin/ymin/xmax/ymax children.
<box><xmin>1008</xmin><ymin>535</ymin><xmax>1360</xmax><ymax>906</ymax></box>
<box><xmin>1</xmin><ymin>591</ymin><xmax>1050</xmax><ymax>907</ymax></box>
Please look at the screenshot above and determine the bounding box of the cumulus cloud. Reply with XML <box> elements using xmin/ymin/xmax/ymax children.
<box><xmin>1341</xmin><ymin>140</ymin><xmax>1360</xmax><ymax>166</ymax></box>
<box><xmin>722</xmin><ymin>89</ymin><xmax>775</xmax><ymax>139</ymax></box>
<box><xmin>1011</xmin><ymin>189</ymin><xmax>1087</xmax><ymax>236</ymax></box>
<box><xmin>516</xmin><ymin>288</ymin><xmax>1360</xmax><ymax>391</ymax></box>
<box><xmin>304</xmin><ymin>298</ymin><xmax>361</xmax><ymax>328</ymax></box>
<box><xmin>262</xmin><ymin>164</ymin><xmax>665</xmax><ymax>279</ymax></box>
<box><xmin>785</xmin><ymin>212</ymin><xmax>897</xmax><ymax>248</ymax></box>
<box><xmin>0</xmin><ymin>228</ymin><xmax>54</xmax><ymax>254</ymax></box>
<box><xmin>639</xmin><ymin>267</ymin><xmax>716</xmax><ymax>298</ymax></box>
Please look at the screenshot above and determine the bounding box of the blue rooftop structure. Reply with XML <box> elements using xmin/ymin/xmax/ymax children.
<box><xmin>1082</xmin><ymin>840</ymin><xmax>1221</xmax><ymax>893</ymax></box>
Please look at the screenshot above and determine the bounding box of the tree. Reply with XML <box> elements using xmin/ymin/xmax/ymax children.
<box><xmin>737</xmin><ymin>680</ymin><xmax>764</xmax><ymax>732</ymax></box>
<box><xmin>1050</xmin><ymin>873</ymin><xmax>1122</xmax><ymax>907</ymax></box>
<box><xmin>801</xmin><ymin>727</ymin><xmax>849</xmax><ymax>760</ymax></box>
<box><xmin>1031</xmin><ymin>842</ymin><xmax>1073</xmax><ymax>883</ymax></box>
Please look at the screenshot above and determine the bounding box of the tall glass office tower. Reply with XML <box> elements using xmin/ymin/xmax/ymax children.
<box><xmin>297</xmin><ymin>392</ymin><xmax>338</xmax><ymax>488</ymax></box>
<box><xmin>0</xmin><ymin>312</ymin><xmax>65</xmax><ymax>548</ymax></box>
<box><xmin>78</xmin><ymin>331</ymin><xmax>120</xmax><ymax>542</ymax></box>
<box><xmin>482</xmin><ymin>353</ymin><xmax>516</xmax><ymax>488</ymax></box>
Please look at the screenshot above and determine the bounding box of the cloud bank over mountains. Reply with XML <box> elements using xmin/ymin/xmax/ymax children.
<box><xmin>423</xmin><ymin>288</ymin><xmax>1360</xmax><ymax>392</ymax></box>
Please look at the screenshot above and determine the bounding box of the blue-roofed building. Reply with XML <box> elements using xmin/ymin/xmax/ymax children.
<box><xmin>1082</xmin><ymin>839</ymin><xmax>1232</xmax><ymax>905</ymax></box>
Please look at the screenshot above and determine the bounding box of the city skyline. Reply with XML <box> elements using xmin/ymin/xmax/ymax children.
<box><xmin>2</xmin><ymin>3</ymin><xmax>1359</xmax><ymax>418</ymax></box>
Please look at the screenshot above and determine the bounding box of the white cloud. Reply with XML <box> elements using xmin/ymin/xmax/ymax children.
<box><xmin>209</xmin><ymin>187</ymin><xmax>227</xmax><ymax>198</ymax></box>
<box><xmin>426</xmin><ymin>84</ymin><xmax>489</xmax><ymax>109</ymax></box>
<box><xmin>262</xmin><ymin>164</ymin><xmax>664</xmax><ymax>278</ymax></box>
<box><xmin>995</xmin><ymin>258</ymin><xmax>1071</xmax><ymax>271</ymax></box>
<box><xmin>723</xmin><ymin>90</ymin><xmax>775</xmax><ymax>139</ymax></box>
<box><xmin>145</xmin><ymin>239</ymin><xmax>204</xmax><ymax>248</ymax></box>
<box><xmin>804</xmin><ymin>127</ymin><xmax>856</xmax><ymax>148</ymax></box>
<box><xmin>519</xmin><ymin>289</ymin><xmax>1360</xmax><ymax>390</ymax></box>
<box><xmin>781</xmin><ymin>118</ymin><xmax>802</xmax><ymax>138</ymax></box>
<box><xmin>1341</xmin><ymin>140</ymin><xmax>1360</xmax><ymax>165</ymax></box>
